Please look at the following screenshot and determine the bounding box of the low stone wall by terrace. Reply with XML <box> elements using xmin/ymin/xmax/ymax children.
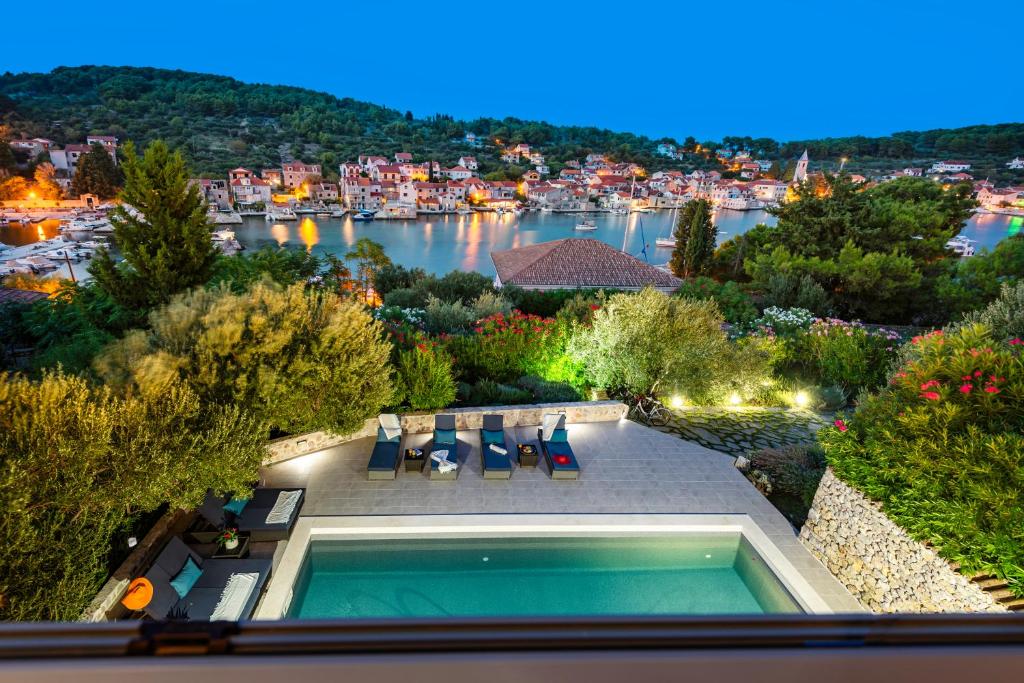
<box><xmin>799</xmin><ymin>469</ymin><xmax>1005</xmax><ymax>613</ymax></box>
<box><xmin>264</xmin><ymin>401</ymin><xmax>627</xmax><ymax>465</ymax></box>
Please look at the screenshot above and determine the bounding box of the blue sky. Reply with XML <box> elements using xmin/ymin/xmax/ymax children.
<box><xmin>5</xmin><ymin>0</ymin><xmax>1022</xmax><ymax>141</ymax></box>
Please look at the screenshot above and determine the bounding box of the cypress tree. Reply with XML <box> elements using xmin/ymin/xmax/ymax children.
<box><xmin>670</xmin><ymin>199</ymin><xmax>717</xmax><ymax>278</ymax></box>
<box><xmin>90</xmin><ymin>140</ymin><xmax>218</xmax><ymax>313</ymax></box>
<box><xmin>71</xmin><ymin>142</ymin><xmax>119</xmax><ymax>198</ymax></box>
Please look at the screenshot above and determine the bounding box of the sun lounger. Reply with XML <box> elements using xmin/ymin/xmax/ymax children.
<box><xmin>480</xmin><ymin>413</ymin><xmax>512</xmax><ymax>479</ymax></box>
<box><xmin>142</xmin><ymin>537</ymin><xmax>271</xmax><ymax>621</ymax></box>
<box><xmin>199</xmin><ymin>487</ymin><xmax>306</xmax><ymax>542</ymax></box>
<box><xmin>538</xmin><ymin>413</ymin><xmax>580</xmax><ymax>480</ymax></box>
<box><xmin>429</xmin><ymin>414</ymin><xmax>459</xmax><ymax>480</ymax></box>
<box><xmin>368</xmin><ymin>414</ymin><xmax>403</xmax><ymax>480</ymax></box>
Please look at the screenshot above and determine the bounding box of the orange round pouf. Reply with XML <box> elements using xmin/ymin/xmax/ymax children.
<box><xmin>121</xmin><ymin>577</ymin><xmax>153</xmax><ymax>611</ymax></box>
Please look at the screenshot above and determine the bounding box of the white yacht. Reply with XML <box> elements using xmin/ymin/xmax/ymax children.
<box><xmin>945</xmin><ymin>235</ymin><xmax>976</xmax><ymax>257</ymax></box>
<box><xmin>655</xmin><ymin>236</ymin><xmax>677</xmax><ymax>248</ymax></box>
<box><xmin>265</xmin><ymin>208</ymin><xmax>297</xmax><ymax>221</ymax></box>
<box><xmin>574</xmin><ymin>220</ymin><xmax>597</xmax><ymax>232</ymax></box>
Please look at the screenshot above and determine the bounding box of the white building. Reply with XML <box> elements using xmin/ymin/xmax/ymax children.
<box><xmin>793</xmin><ymin>150</ymin><xmax>809</xmax><ymax>183</ymax></box>
<box><xmin>928</xmin><ymin>160</ymin><xmax>972</xmax><ymax>174</ymax></box>
<box><xmin>1007</xmin><ymin>157</ymin><xmax>1024</xmax><ymax>170</ymax></box>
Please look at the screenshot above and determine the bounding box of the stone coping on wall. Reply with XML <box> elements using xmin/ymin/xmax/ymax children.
<box><xmin>264</xmin><ymin>401</ymin><xmax>627</xmax><ymax>465</ymax></box>
<box><xmin>800</xmin><ymin>468</ymin><xmax>1005</xmax><ymax>614</ymax></box>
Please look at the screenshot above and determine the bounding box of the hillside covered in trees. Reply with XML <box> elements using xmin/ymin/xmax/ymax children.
<box><xmin>1</xmin><ymin>66</ymin><xmax>1022</xmax><ymax>179</ymax></box>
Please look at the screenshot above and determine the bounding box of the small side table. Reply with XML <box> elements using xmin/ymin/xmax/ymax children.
<box><xmin>213</xmin><ymin>535</ymin><xmax>250</xmax><ymax>559</ymax></box>
<box><xmin>404</xmin><ymin>448</ymin><xmax>426</xmax><ymax>472</ymax></box>
<box><xmin>517</xmin><ymin>443</ymin><xmax>539</xmax><ymax>468</ymax></box>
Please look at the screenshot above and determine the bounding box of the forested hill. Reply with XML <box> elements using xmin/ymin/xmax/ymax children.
<box><xmin>1</xmin><ymin>66</ymin><xmax>1022</xmax><ymax>178</ymax></box>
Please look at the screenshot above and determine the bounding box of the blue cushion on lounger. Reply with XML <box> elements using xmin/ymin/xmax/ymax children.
<box><xmin>223</xmin><ymin>497</ymin><xmax>248</xmax><ymax>516</ymax></box>
<box><xmin>169</xmin><ymin>557</ymin><xmax>203</xmax><ymax>599</ymax></box>
<box><xmin>481</xmin><ymin>429</ymin><xmax>504</xmax><ymax>444</ymax></box>
<box><xmin>549</xmin><ymin>429</ymin><xmax>568</xmax><ymax>443</ymax></box>
<box><xmin>435</xmin><ymin>428</ymin><xmax>456</xmax><ymax>445</ymax></box>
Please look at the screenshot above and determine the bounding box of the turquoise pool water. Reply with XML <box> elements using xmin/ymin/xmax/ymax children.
<box><xmin>286</xmin><ymin>534</ymin><xmax>802</xmax><ymax>619</ymax></box>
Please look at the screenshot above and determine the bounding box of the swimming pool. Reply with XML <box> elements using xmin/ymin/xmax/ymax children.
<box><xmin>285</xmin><ymin>533</ymin><xmax>802</xmax><ymax>619</ymax></box>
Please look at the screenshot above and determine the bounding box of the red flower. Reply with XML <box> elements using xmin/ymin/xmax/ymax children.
<box><xmin>919</xmin><ymin>380</ymin><xmax>940</xmax><ymax>390</ymax></box>
<box><xmin>920</xmin><ymin>391</ymin><xmax>941</xmax><ymax>400</ymax></box>
<box><xmin>961</xmin><ymin>375</ymin><xmax>972</xmax><ymax>381</ymax></box>
<box><xmin>959</xmin><ymin>384</ymin><xmax>972</xmax><ymax>394</ymax></box>
<box><xmin>833</xmin><ymin>419</ymin><xmax>848</xmax><ymax>432</ymax></box>
<box><xmin>973</xmin><ymin>370</ymin><xmax>982</xmax><ymax>377</ymax></box>
<box><xmin>1010</xmin><ymin>338</ymin><xmax>1022</xmax><ymax>346</ymax></box>
<box><xmin>984</xmin><ymin>385</ymin><xmax>1000</xmax><ymax>394</ymax></box>
<box><xmin>589</xmin><ymin>304</ymin><xmax>600</xmax><ymax>310</ymax></box>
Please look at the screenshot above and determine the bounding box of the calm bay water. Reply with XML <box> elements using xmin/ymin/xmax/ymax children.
<box><xmin>230</xmin><ymin>209</ymin><xmax>1021</xmax><ymax>276</ymax></box>
<box><xmin>3</xmin><ymin>210</ymin><xmax>1020</xmax><ymax>277</ymax></box>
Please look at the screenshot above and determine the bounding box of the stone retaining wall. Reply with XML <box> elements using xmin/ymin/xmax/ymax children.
<box><xmin>264</xmin><ymin>401</ymin><xmax>627</xmax><ymax>465</ymax></box>
<box><xmin>799</xmin><ymin>469</ymin><xmax>1005</xmax><ymax>613</ymax></box>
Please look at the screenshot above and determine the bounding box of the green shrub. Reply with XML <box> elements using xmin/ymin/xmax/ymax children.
<box><xmin>821</xmin><ymin>325</ymin><xmax>1024</xmax><ymax>594</ymax></box>
<box><xmin>470</xmin><ymin>291</ymin><xmax>512</xmax><ymax>321</ymax></box>
<box><xmin>393</xmin><ymin>345</ymin><xmax>456</xmax><ymax>410</ymax></box>
<box><xmin>423</xmin><ymin>295</ymin><xmax>475</xmax><ymax>334</ymax></box>
<box><xmin>458</xmin><ymin>379</ymin><xmax>532</xmax><ymax>406</ymax></box>
<box><xmin>793</xmin><ymin>319</ymin><xmax>904</xmax><ymax>394</ymax></box>
<box><xmin>94</xmin><ymin>281</ymin><xmax>395</xmax><ymax>435</ymax></box>
<box><xmin>954</xmin><ymin>280</ymin><xmax>1024</xmax><ymax>342</ymax></box>
<box><xmin>446</xmin><ymin>310</ymin><xmax>565</xmax><ymax>384</ymax></box>
<box><xmin>501</xmin><ymin>286</ymin><xmax>615</xmax><ymax>318</ymax></box>
<box><xmin>761</xmin><ymin>273</ymin><xmax>833</xmax><ymax>317</ymax></box>
<box><xmin>675</xmin><ymin>277</ymin><xmax>758</xmax><ymax>325</ymax></box>
<box><xmin>384</xmin><ymin>287</ymin><xmax>427</xmax><ymax>309</ymax></box>
<box><xmin>516</xmin><ymin>375</ymin><xmax>581</xmax><ymax>403</ymax></box>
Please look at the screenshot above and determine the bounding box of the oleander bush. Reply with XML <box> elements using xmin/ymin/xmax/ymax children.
<box><xmin>821</xmin><ymin>325</ymin><xmax>1024</xmax><ymax>595</ymax></box>
<box><xmin>392</xmin><ymin>344</ymin><xmax>457</xmax><ymax>411</ymax></box>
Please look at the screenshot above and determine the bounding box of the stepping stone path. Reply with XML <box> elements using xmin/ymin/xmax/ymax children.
<box><xmin>648</xmin><ymin>407</ymin><xmax>828</xmax><ymax>458</ymax></box>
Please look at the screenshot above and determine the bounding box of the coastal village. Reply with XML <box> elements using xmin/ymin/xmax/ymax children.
<box><xmin>2</xmin><ymin>131</ymin><xmax>1024</xmax><ymax>281</ymax></box>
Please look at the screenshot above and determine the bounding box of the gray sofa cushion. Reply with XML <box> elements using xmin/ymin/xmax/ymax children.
<box><xmin>434</xmin><ymin>414</ymin><xmax>456</xmax><ymax>431</ymax></box>
<box><xmin>154</xmin><ymin>537</ymin><xmax>202</xmax><ymax>576</ymax></box>
<box><xmin>482</xmin><ymin>414</ymin><xmax>503</xmax><ymax>431</ymax></box>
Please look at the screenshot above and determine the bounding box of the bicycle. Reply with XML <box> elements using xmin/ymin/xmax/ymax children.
<box><xmin>627</xmin><ymin>394</ymin><xmax>672</xmax><ymax>428</ymax></box>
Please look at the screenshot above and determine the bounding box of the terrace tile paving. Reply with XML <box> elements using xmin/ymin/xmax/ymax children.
<box><xmin>260</xmin><ymin>418</ymin><xmax>862</xmax><ymax>612</ymax></box>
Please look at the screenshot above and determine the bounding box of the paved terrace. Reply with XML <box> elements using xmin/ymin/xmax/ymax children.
<box><xmin>261</xmin><ymin>418</ymin><xmax>862</xmax><ymax>612</ymax></box>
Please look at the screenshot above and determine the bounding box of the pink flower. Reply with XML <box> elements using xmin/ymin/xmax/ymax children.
<box><xmin>961</xmin><ymin>375</ymin><xmax>972</xmax><ymax>381</ymax></box>
<box><xmin>833</xmin><ymin>419</ymin><xmax>848</xmax><ymax>432</ymax></box>
<box><xmin>1010</xmin><ymin>338</ymin><xmax>1022</xmax><ymax>346</ymax></box>
<box><xmin>959</xmin><ymin>384</ymin><xmax>972</xmax><ymax>394</ymax></box>
<box><xmin>984</xmin><ymin>385</ymin><xmax>1000</xmax><ymax>394</ymax></box>
<box><xmin>973</xmin><ymin>370</ymin><xmax>982</xmax><ymax>377</ymax></box>
<box><xmin>920</xmin><ymin>391</ymin><xmax>941</xmax><ymax>401</ymax></box>
<box><xmin>920</xmin><ymin>380</ymin><xmax>941</xmax><ymax>390</ymax></box>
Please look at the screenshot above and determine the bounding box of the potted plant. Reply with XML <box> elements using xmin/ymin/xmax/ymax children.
<box><xmin>220</xmin><ymin>527</ymin><xmax>239</xmax><ymax>551</ymax></box>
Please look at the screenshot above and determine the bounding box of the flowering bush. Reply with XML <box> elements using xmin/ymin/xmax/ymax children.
<box><xmin>821</xmin><ymin>323</ymin><xmax>1024</xmax><ymax>594</ymax></box>
<box><xmin>794</xmin><ymin>319</ymin><xmax>906</xmax><ymax>394</ymax></box>
<box><xmin>373</xmin><ymin>305</ymin><xmax>424</xmax><ymax>327</ymax></box>
<box><xmin>445</xmin><ymin>310</ymin><xmax>570</xmax><ymax>385</ymax></box>
<box><xmin>750</xmin><ymin>306</ymin><xmax>816</xmax><ymax>338</ymax></box>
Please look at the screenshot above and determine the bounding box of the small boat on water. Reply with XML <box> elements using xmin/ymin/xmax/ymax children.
<box><xmin>655</xmin><ymin>237</ymin><xmax>676</xmax><ymax>248</ymax></box>
<box><xmin>330</xmin><ymin>209</ymin><xmax>347</xmax><ymax>218</ymax></box>
<box><xmin>351</xmin><ymin>210</ymin><xmax>377</xmax><ymax>222</ymax></box>
<box><xmin>456</xmin><ymin>207</ymin><xmax>473</xmax><ymax>215</ymax></box>
<box><xmin>630</xmin><ymin>207</ymin><xmax>653</xmax><ymax>214</ymax></box>
<box><xmin>945</xmin><ymin>235</ymin><xmax>976</xmax><ymax>257</ymax></box>
<box><xmin>574</xmin><ymin>220</ymin><xmax>597</xmax><ymax>232</ymax></box>
<box><xmin>265</xmin><ymin>208</ymin><xmax>298</xmax><ymax>221</ymax></box>
<box><xmin>611</xmin><ymin>208</ymin><xmax>628</xmax><ymax>215</ymax></box>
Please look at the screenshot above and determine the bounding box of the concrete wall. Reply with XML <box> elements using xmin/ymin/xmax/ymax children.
<box><xmin>799</xmin><ymin>469</ymin><xmax>1005</xmax><ymax>613</ymax></box>
<box><xmin>264</xmin><ymin>401</ymin><xmax>627</xmax><ymax>466</ymax></box>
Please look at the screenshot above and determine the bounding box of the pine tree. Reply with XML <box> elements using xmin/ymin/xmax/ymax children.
<box><xmin>71</xmin><ymin>142</ymin><xmax>119</xmax><ymax>198</ymax></box>
<box><xmin>669</xmin><ymin>199</ymin><xmax>717</xmax><ymax>278</ymax></box>
<box><xmin>90</xmin><ymin>140</ymin><xmax>218</xmax><ymax>313</ymax></box>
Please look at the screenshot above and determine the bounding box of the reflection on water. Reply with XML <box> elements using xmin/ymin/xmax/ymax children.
<box><xmin>298</xmin><ymin>218</ymin><xmax>319</xmax><ymax>252</ymax></box>
<box><xmin>270</xmin><ymin>223</ymin><xmax>289</xmax><ymax>246</ymax></box>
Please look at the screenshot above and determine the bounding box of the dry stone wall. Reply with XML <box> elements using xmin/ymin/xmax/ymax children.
<box><xmin>800</xmin><ymin>469</ymin><xmax>1004</xmax><ymax>613</ymax></box>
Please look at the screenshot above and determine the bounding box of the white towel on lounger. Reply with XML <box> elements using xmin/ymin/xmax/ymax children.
<box><xmin>379</xmin><ymin>413</ymin><xmax>402</xmax><ymax>441</ymax></box>
<box><xmin>210</xmin><ymin>572</ymin><xmax>259</xmax><ymax>621</ymax></box>
<box><xmin>431</xmin><ymin>449</ymin><xmax>457</xmax><ymax>473</ymax></box>
<box><xmin>265</xmin><ymin>489</ymin><xmax>302</xmax><ymax>525</ymax></box>
<box><xmin>542</xmin><ymin>414</ymin><xmax>562</xmax><ymax>442</ymax></box>
<box><xmin>489</xmin><ymin>444</ymin><xmax>508</xmax><ymax>455</ymax></box>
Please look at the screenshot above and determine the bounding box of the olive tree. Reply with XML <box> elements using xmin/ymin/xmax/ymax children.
<box><xmin>569</xmin><ymin>288</ymin><xmax>738</xmax><ymax>399</ymax></box>
<box><xmin>0</xmin><ymin>371</ymin><xmax>266</xmax><ymax>621</ymax></box>
<box><xmin>94</xmin><ymin>281</ymin><xmax>395</xmax><ymax>434</ymax></box>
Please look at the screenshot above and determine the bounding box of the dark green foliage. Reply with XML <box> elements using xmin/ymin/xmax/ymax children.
<box><xmin>383</xmin><ymin>287</ymin><xmax>425</xmax><ymax>309</ymax></box>
<box><xmin>515</xmin><ymin>375</ymin><xmax>581</xmax><ymax>403</ymax></box>
<box><xmin>669</xmin><ymin>199</ymin><xmax>716</xmax><ymax>278</ymax></box>
<box><xmin>89</xmin><ymin>140</ymin><xmax>219</xmax><ymax>315</ymax></box>
<box><xmin>70</xmin><ymin>142</ymin><xmax>119</xmax><ymax>198</ymax></box>
<box><xmin>750</xmin><ymin>444</ymin><xmax>827</xmax><ymax>509</ymax></box>
<box><xmin>208</xmin><ymin>245</ymin><xmax>321</xmax><ymax>291</ymax></box>
<box><xmin>382</xmin><ymin>270</ymin><xmax>494</xmax><ymax>308</ymax></box>
<box><xmin>937</xmin><ymin>235</ymin><xmax>1024</xmax><ymax>318</ymax></box>
<box><xmin>457</xmin><ymin>379</ymin><xmax>532</xmax><ymax>406</ymax></box>
<box><xmin>373</xmin><ymin>263</ymin><xmax>427</xmax><ymax>298</ymax></box>
<box><xmin>675</xmin><ymin>277</ymin><xmax>758</xmax><ymax>325</ymax></box>
<box><xmin>761</xmin><ymin>272</ymin><xmax>833</xmax><ymax>317</ymax></box>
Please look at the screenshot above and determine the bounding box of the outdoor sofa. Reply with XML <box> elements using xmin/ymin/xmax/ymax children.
<box><xmin>538</xmin><ymin>413</ymin><xmax>581</xmax><ymax>480</ymax></box>
<box><xmin>199</xmin><ymin>487</ymin><xmax>306</xmax><ymax>542</ymax></box>
<box><xmin>142</xmin><ymin>537</ymin><xmax>272</xmax><ymax>621</ymax></box>
<box><xmin>480</xmin><ymin>413</ymin><xmax>513</xmax><ymax>479</ymax></box>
